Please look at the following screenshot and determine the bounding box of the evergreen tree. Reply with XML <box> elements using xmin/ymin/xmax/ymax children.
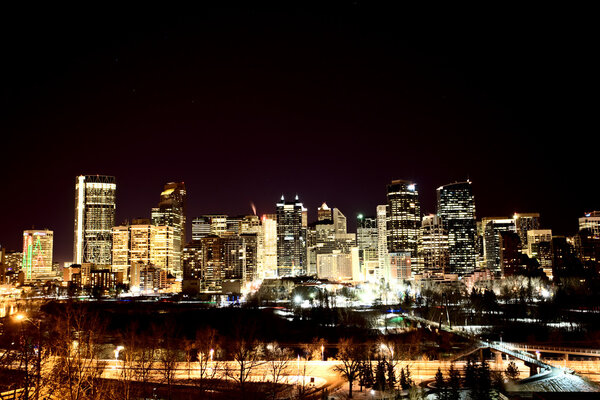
<box><xmin>505</xmin><ymin>361</ymin><xmax>520</xmax><ymax>381</ymax></box>
<box><xmin>375</xmin><ymin>359</ymin><xmax>387</xmax><ymax>391</ymax></box>
<box><xmin>448</xmin><ymin>363</ymin><xmax>461</xmax><ymax>400</ymax></box>
<box><xmin>463</xmin><ymin>358</ymin><xmax>476</xmax><ymax>388</ymax></box>
<box><xmin>387</xmin><ymin>360</ymin><xmax>397</xmax><ymax>389</ymax></box>
<box><xmin>435</xmin><ymin>367</ymin><xmax>448</xmax><ymax>400</ymax></box>
<box><xmin>473</xmin><ymin>359</ymin><xmax>492</xmax><ymax>400</ymax></box>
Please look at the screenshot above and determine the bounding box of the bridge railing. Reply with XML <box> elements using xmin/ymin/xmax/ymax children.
<box><xmin>503</xmin><ymin>342</ymin><xmax>600</xmax><ymax>356</ymax></box>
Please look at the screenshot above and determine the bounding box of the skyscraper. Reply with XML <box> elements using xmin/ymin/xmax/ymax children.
<box><xmin>386</xmin><ymin>180</ymin><xmax>421</xmax><ymax>273</ymax></box>
<box><xmin>419</xmin><ymin>215</ymin><xmax>448</xmax><ymax>275</ymax></box>
<box><xmin>276</xmin><ymin>195</ymin><xmax>306</xmax><ymax>276</ymax></box>
<box><xmin>579</xmin><ymin>211</ymin><xmax>600</xmax><ymax>238</ymax></box>
<box><xmin>514</xmin><ymin>212</ymin><xmax>541</xmax><ymax>247</ymax></box>
<box><xmin>376</xmin><ymin>205</ymin><xmax>388</xmax><ymax>278</ymax></box>
<box><xmin>73</xmin><ymin>175</ymin><xmax>116</xmax><ymax>265</ymax></box>
<box><xmin>22</xmin><ymin>230</ymin><xmax>53</xmax><ymax>280</ymax></box>
<box><xmin>482</xmin><ymin>217</ymin><xmax>516</xmax><ymax>274</ymax></box>
<box><xmin>151</xmin><ymin>182</ymin><xmax>186</xmax><ymax>272</ymax></box>
<box><xmin>436</xmin><ymin>181</ymin><xmax>477</xmax><ymax>275</ymax></box>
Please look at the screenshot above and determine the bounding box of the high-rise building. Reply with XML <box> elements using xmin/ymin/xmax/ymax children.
<box><xmin>276</xmin><ymin>195</ymin><xmax>306</xmax><ymax>276</ymax></box>
<box><xmin>151</xmin><ymin>182</ymin><xmax>186</xmax><ymax>275</ymax></box>
<box><xmin>182</xmin><ymin>240</ymin><xmax>203</xmax><ymax>280</ymax></box>
<box><xmin>22</xmin><ymin>230</ymin><xmax>53</xmax><ymax>280</ymax></box>
<box><xmin>499</xmin><ymin>231</ymin><xmax>522</xmax><ymax>277</ymax></box>
<box><xmin>482</xmin><ymin>217</ymin><xmax>516</xmax><ymax>274</ymax></box>
<box><xmin>259</xmin><ymin>214</ymin><xmax>278</xmax><ymax>279</ymax></box>
<box><xmin>317</xmin><ymin>202</ymin><xmax>332</xmax><ymax>221</ymax></box>
<box><xmin>332</xmin><ymin>208</ymin><xmax>347</xmax><ymax>234</ymax></box>
<box><xmin>419</xmin><ymin>215</ymin><xmax>448</xmax><ymax>275</ymax></box>
<box><xmin>526</xmin><ymin>229</ymin><xmax>553</xmax><ymax>258</ymax></box>
<box><xmin>436</xmin><ymin>181</ymin><xmax>477</xmax><ymax>275</ymax></box>
<box><xmin>376</xmin><ymin>205</ymin><xmax>388</xmax><ymax>278</ymax></box>
<box><xmin>579</xmin><ymin>211</ymin><xmax>600</xmax><ymax>238</ymax></box>
<box><xmin>357</xmin><ymin>214</ymin><xmax>379</xmax><ymax>281</ymax></box>
<box><xmin>514</xmin><ymin>213</ymin><xmax>541</xmax><ymax>247</ymax></box>
<box><xmin>386</xmin><ymin>180</ymin><xmax>420</xmax><ymax>273</ymax></box>
<box><xmin>191</xmin><ymin>216</ymin><xmax>211</xmax><ymax>240</ymax></box>
<box><xmin>73</xmin><ymin>175</ymin><xmax>116</xmax><ymax>265</ymax></box>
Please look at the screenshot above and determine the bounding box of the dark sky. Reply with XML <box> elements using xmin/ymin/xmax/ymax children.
<box><xmin>1</xmin><ymin>4</ymin><xmax>597</xmax><ymax>263</ymax></box>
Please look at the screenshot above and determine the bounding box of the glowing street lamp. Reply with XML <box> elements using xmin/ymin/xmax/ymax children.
<box><xmin>114</xmin><ymin>345</ymin><xmax>124</xmax><ymax>369</ymax></box>
<box><xmin>209</xmin><ymin>348</ymin><xmax>214</xmax><ymax>363</ymax></box>
<box><xmin>321</xmin><ymin>344</ymin><xmax>324</xmax><ymax>361</ymax></box>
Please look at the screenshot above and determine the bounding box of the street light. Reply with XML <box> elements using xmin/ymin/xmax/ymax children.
<box><xmin>321</xmin><ymin>344</ymin><xmax>324</xmax><ymax>361</ymax></box>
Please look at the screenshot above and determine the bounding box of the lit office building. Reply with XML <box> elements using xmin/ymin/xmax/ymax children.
<box><xmin>151</xmin><ymin>182</ymin><xmax>186</xmax><ymax>273</ymax></box>
<box><xmin>73</xmin><ymin>175</ymin><xmax>116</xmax><ymax>265</ymax></box>
<box><xmin>527</xmin><ymin>229</ymin><xmax>553</xmax><ymax>258</ymax></box>
<box><xmin>318</xmin><ymin>202</ymin><xmax>332</xmax><ymax>221</ymax></box>
<box><xmin>514</xmin><ymin>212</ymin><xmax>541</xmax><ymax>247</ymax></box>
<box><xmin>419</xmin><ymin>215</ymin><xmax>448</xmax><ymax>275</ymax></box>
<box><xmin>436</xmin><ymin>181</ymin><xmax>477</xmax><ymax>275</ymax></box>
<box><xmin>357</xmin><ymin>214</ymin><xmax>379</xmax><ymax>281</ymax></box>
<box><xmin>191</xmin><ymin>216</ymin><xmax>211</xmax><ymax>240</ymax></box>
<box><xmin>276</xmin><ymin>195</ymin><xmax>306</xmax><ymax>276</ymax></box>
<box><xmin>111</xmin><ymin>226</ymin><xmax>130</xmax><ymax>278</ymax></box>
<box><xmin>482</xmin><ymin>217</ymin><xmax>516</xmax><ymax>274</ymax></box>
<box><xmin>579</xmin><ymin>211</ymin><xmax>600</xmax><ymax>238</ymax></box>
<box><xmin>22</xmin><ymin>230</ymin><xmax>53</xmax><ymax>280</ymax></box>
<box><xmin>259</xmin><ymin>214</ymin><xmax>278</xmax><ymax>279</ymax></box>
<box><xmin>182</xmin><ymin>240</ymin><xmax>203</xmax><ymax>280</ymax></box>
<box><xmin>150</xmin><ymin>225</ymin><xmax>177</xmax><ymax>276</ymax></box>
<box><xmin>386</xmin><ymin>180</ymin><xmax>421</xmax><ymax>273</ymax></box>
<box><xmin>376</xmin><ymin>205</ymin><xmax>388</xmax><ymax>277</ymax></box>
<box><xmin>499</xmin><ymin>231</ymin><xmax>522</xmax><ymax>276</ymax></box>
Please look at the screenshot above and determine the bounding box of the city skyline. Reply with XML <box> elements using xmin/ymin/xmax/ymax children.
<box><xmin>1</xmin><ymin>5</ymin><xmax>597</xmax><ymax>263</ymax></box>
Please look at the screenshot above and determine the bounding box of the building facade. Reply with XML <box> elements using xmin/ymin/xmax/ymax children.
<box><xmin>73</xmin><ymin>175</ymin><xmax>116</xmax><ymax>265</ymax></box>
<box><xmin>22</xmin><ymin>230</ymin><xmax>53</xmax><ymax>280</ymax></box>
<box><xmin>276</xmin><ymin>195</ymin><xmax>306</xmax><ymax>276</ymax></box>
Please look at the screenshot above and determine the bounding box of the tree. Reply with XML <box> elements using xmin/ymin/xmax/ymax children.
<box><xmin>472</xmin><ymin>359</ymin><xmax>492</xmax><ymax>400</ymax></box>
<box><xmin>505</xmin><ymin>361</ymin><xmax>520</xmax><ymax>381</ymax></box>
<box><xmin>192</xmin><ymin>327</ymin><xmax>221</xmax><ymax>395</ymax></box>
<box><xmin>333</xmin><ymin>338</ymin><xmax>363</xmax><ymax>398</ymax></box>
<box><xmin>374</xmin><ymin>359</ymin><xmax>387</xmax><ymax>391</ymax></box>
<box><xmin>435</xmin><ymin>367</ymin><xmax>448</xmax><ymax>400</ymax></box>
<box><xmin>227</xmin><ymin>326</ymin><xmax>263</xmax><ymax>394</ymax></box>
<box><xmin>399</xmin><ymin>365</ymin><xmax>413</xmax><ymax>390</ymax></box>
<box><xmin>265</xmin><ymin>342</ymin><xmax>293</xmax><ymax>400</ymax></box>
<box><xmin>386</xmin><ymin>358</ymin><xmax>396</xmax><ymax>390</ymax></box>
<box><xmin>463</xmin><ymin>358</ymin><xmax>476</xmax><ymax>389</ymax></box>
<box><xmin>448</xmin><ymin>363</ymin><xmax>461</xmax><ymax>400</ymax></box>
<box><xmin>156</xmin><ymin>326</ymin><xmax>181</xmax><ymax>400</ymax></box>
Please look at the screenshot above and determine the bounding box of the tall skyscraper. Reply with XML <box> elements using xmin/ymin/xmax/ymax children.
<box><xmin>436</xmin><ymin>181</ymin><xmax>477</xmax><ymax>275</ymax></box>
<box><xmin>579</xmin><ymin>211</ymin><xmax>600</xmax><ymax>238</ymax></box>
<box><xmin>514</xmin><ymin>212</ymin><xmax>541</xmax><ymax>247</ymax></box>
<box><xmin>151</xmin><ymin>182</ymin><xmax>186</xmax><ymax>271</ymax></box>
<box><xmin>317</xmin><ymin>202</ymin><xmax>332</xmax><ymax>221</ymax></box>
<box><xmin>357</xmin><ymin>214</ymin><xmax>378</xmax><ymax>282</ymax></box>
<box><xmin>259</xmin><ymin>214</ymin><xmax>278</xmax><ymax>279</ymax></box>
<box><xmin>386</xmin><ymin>180</ymin><xmax>420</xmax><ymax>274</ymax></box>
<box><xmin>191</xmin><ymin>216</ymin><xmax>211</xmax><ymax>240</ymax></box>
<box><xmin>419</xmin><ymin>215</ymin><xmax>448</xmax><ymax>275</ymax></box>
<box><xmin>376</xmin><ymin>205</ymin><xmax>388</xmax><ymax>278</ymax></box>
<box><xmin>73</xmin><ymin>175</ymin><xmax>116</xmax><ymax>265</ymax></box>
<box><xmin>22</xmin><ymin>230</ymin><xmax>53</xmax><ymax>280</ymax></box>
<box><xmin>276</xmin><ymin>195</ymin><xmax>306</xmax><ymax>276</ymax></box>
<box><xmin>482</xmin><ymin>217</ymin><xmax>516</xmax><ymax>274</ymax></box>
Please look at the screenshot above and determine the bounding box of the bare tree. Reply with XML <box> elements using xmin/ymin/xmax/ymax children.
<box><xmin>192</xmin><ymin>327</ymin><xmax>221</xmax><ymax>395</ymax></box>
<box><xmin>226</xmin><ymin>327</ymin><xmax>263</xmax><ymax>394</ymax></box>
<box><xmin>44</xmin><ymin>304</ymin><xmax>108</xmax><ymax>400</ymax></box>
<box><xmin>264</xmin><ymin>342</ymin><xmax>293</xmax><ymax>400</ymax></box>
<box><xmin>334</xmin><ymin>338</ymin><xmax>363</xmax><ymax>399</ymax></box>
<box><xmin>156</xmin><ymin>326</ymin><xmax>181</xmax><ymax>400</ymax></box>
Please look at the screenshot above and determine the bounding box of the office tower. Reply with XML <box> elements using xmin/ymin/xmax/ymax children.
<box><xmin>376</xmin><ymin>205</ymin><xmax>388</xmax><ymax>276</ymax></box>
<box><xmin>182</xmin><ymin>241</ymin><xmax>203</xmax><ymax>280</ymax></box>
<box><xmin>150</xmin><ymin>225</ymin><xmax>177</xmax><ymax>275</ymax></box>
<box><xmin>259</xmin><ymin>214</ymin><xmax>278</xmax><ymax>279</ymax></box>
<box><xmin>111</xmin><ymin>226</ymin><xmax>130</xmax><ymax>278</ymax></box>
<box><xmin>514</xmin><ymin>213</ymin><xmax>541</xmax><ymax>247</ymax></box>
<box><xmin>526</xmin><ymin>230</ymin><xmax>553</xmax><ymax>258</ymax></box>
<box><xmin>316</xmin><ymin>249</ymin><xmax>360</xmax><ymax>281</ymax></box>
<box><xmin>386</xmin><ymin>180</ymin><xmax>420</xmax><ymax>276</ymax></box>
<box><xmin>73</xmin><ymin>175</ymin><xmax>116</xmax><ymax>265</ymax></box>
<box><xmin>332</xmin><ymin>208</ymin><xmax>347</xmax><ymax>234</ymax></box>
<box><xmin>419</xmin><ymin>215</ymin><xmax>449</xmax><ymax>275</ymax></box>
<box><xmin>527</xmin><ymin>229</ymin><xmax>553</xmax><ymax>278</ymax></box>
<box><xmin>276</xmin><ymin>195</ymin><xmax>306</xmax><ymax>276</ymax></box>
<box><xmin>207</xmin><ymin>215</ymin><xmax>228</xmax><ymax>237</ymax></box>
<box><xmin>22</xmin><ymin>230</ymin><xmax>53</xmax><ymax>280</ymax></box>
<box><xmin>240</xmin><ymin>215</ymin><xmax>261</xmax><ymax>234</ymax></box>
<box><xmin>579</xmin><ymin>211</ymin><xmax>600</xmax><ymax>238</ymax></box>
<box><xmin>318</xmin><ymin>202</ymin><xmax>332</xmax><ymax>221</ymax></box>
<box><xmin>151</xmin><ymin>182</ymin><xmax>186</xmax><ymax>271</ymax></box>
<box><xmin>357</xmin><ymin>214</ymin><xmax>379</xmax><ymax>280</ymax></box>
<box><xmin>574</xmin><ymin>229</ymin><xmax>600</xmax><ymax>273</ymax></box>
<box><xmin>482</xmin><ymin>217</ymin><xmax>516</xmax><ymax>274</ymax></box>
<box><xmin>200</xmin><ymin>235</ymin><xmax>225</xmax><ymax>292</ymax></box>
<box><xmin>307</xmin><ymin>206</ymin><xmax>356</xmax><ymax>278</ymax></box>
<box><xmin>499</xmin><ymin>231</ymin><xmax>522</xmax><ymax>276</ymax></box>
<box><xmin>241</xmin><ymin>233</ymin><xmax>258</xmax><ymax>282</ymax></box>
<box><xmin>192</xmin><ymin>217</ymin><xmax>211</xmax><ymax>240</ymax></box>
<box><xmin>436</xmin><ymin>181</ymin><xmax>477</xmax><ymax>275</ymax></box>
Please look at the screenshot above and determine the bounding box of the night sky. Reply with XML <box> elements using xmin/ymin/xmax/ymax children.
<box><xmin>1</xmin><ymin>4</ymin><xmax>597</xmax><ymax>263</ymax></box>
